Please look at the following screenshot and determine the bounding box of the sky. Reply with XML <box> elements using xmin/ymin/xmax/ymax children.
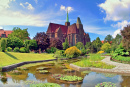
<box><xmin>0</xmin><ymin>0</ymin><xmax>130</xmax><ymax>41</ymax></box>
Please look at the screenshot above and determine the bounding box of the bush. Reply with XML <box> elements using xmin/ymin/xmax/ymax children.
<box><xmin>46</xmin><ymin>47</ymin><xmax>57</xmax><ymax>53</ymax></box>
<box><xmin>54</xmin><ymin>50</ymin><xmax>65</xmax><ymax>58</ymax></box>
<box><xmin>86</xmin><ymin>49</ymin><xmax>90</xmax><ymax>54</ymax></box>
<box><xmin>7</xmin><ymin>47</ymin><xmax>12</xmax><ymax>52</ymax></box>
<box><xmin>81</xmin><ymin>48</ymin><xmax>87</xmax><ymax>55</ymax></box>
<box><xmin>1</xmin><ymin>38</ymin><xmax>7</xmax><ymax>52</ymax></box>
<box><xmin>64</xmin><ymin>46</ymin><xmax>81</xmax><ymax>58</ymax></box>
<box><xmin>97</xmin><ymin>51</ymin><xmax>104</xmax><ymax>54</ymax></box>
<box><xmin>20</xmin><ymin>47</ymin><xmax>27</xmax><ymax>53</ymax></box>
<box><xmin>13</xmin><ymin>47</ymin><xmax>20</xmax><ymax>52</ymax></box>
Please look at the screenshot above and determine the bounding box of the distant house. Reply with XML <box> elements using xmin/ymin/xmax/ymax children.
<box><xmin>101</xmin><ymin>40</ymin><xmax>112</xmax><ymax>44</ymax></box>
<box><xmin>0</xmin><ymin>29</ymin><xmax>13</xmax><ymax>38</ymax></box>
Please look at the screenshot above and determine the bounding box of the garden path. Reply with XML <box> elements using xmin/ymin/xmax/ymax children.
<box><xmin>101</xmin><ymin>56</ymin><xmax>130</xmax><ymax>72</ymax></box>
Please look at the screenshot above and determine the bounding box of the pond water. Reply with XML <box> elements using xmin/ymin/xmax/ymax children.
<box><xmin>0</xmin><ymin>59</ymin><xmax>130</xmax><ymax>87</ymax></box>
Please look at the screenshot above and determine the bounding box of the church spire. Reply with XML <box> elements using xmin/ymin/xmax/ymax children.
<box><xmin>66</xmin><ymin>9</ymin><xmax>69</xmax><ymax>22</ymax></box>
<box><xmin>76</xmin><ymin>17</ymin><xmax>82</xmax><ymax>24</ymax></box>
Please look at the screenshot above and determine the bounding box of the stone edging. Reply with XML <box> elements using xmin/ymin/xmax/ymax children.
<box><xmin>1</xmin><ymin>56</ymin><xmax>86</xmax><ymax>72</ymax></box>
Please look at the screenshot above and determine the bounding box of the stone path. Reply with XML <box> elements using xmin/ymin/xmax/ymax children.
<box><xmin>70</xmin><ymin>56</ymin><xmax>130</xmax><ymax>75</ymax></box>
<box><xmin>101</xmin><ymin>56</ymin><xmax>130</xmax><ymax>72</ymax></box>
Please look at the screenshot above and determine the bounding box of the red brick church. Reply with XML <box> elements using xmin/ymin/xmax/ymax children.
<box><xmin>46</xmin><ymin>11</ymin><xmax>90</xmax><ymax>46</ymax></box>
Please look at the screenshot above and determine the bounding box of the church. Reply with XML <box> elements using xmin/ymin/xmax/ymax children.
<box><xmin>46</xmin><ymin>11</ymin><xmax>90</xmax><ymax>46</ymax></box>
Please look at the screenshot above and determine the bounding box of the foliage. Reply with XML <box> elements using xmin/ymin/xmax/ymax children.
<box><xmin>62</xmin><ymin>37</ymin><xmax>69</xmax><ymax>50</ymax></box>
<box><xmin>104</xmin><ymin>34</ymin><xmax>113</xmax><ymax>43</ymax></box>
<box><xmin>112</xmin><ymin>55</ymin><xmax>130</xmax><ymax>63</ymax></box>
<box><xmin>0</xmin><ymin>37</ymin><xmax>1</xmax><ymax>40</ymax></box>
<box><xmin>95</xmin><ymin>37</ymin><xmax>102</xmax><ymax>51</ymax></box>
<box><xmin>46</xmin><ymin>47</ymin><xmax>57</xmax><ymax>53</ymax></box>
<box><xmin>54</xmin><ymin>50</ymin><xmax>66</xmax><ymax>58</ymax></box>
<box><xmin>81</xmin><ymin>47</ymin><xmax>87</xmax><ymax>55</ymax></box>
<box><xmin>30</xmin><ymin>83</ymin><xmax>61</xmax><ymax>87</ymax></box>
<box><xmin>95</xmin><ymin>82</ymin><xmax>116</xmax><ymax>87</ymax></box>
<box><xmin>60</xmin><ymin>75</ymin><xmax>83</xmax><ymax>81</ymax></box>
<box><xmin>101</xmin><ymin>42</ymin><xmax>111</xmax><ymax>53</ymax></box>
<box><xmin>8</xmin><ymin>27</ymin><xmax>29</xmax><ymax>41</ymax></box>
<box><xmin>13</xmin><ymin>47</ymin><xmax>20</xmax><ymax>52</ymax></box>
<box><xmin>33</xmin><ymin>32</ymin><xmax>50</xmax><ymax>52</ymax></box>
<box><xmin>1</xmin><ymin>38</ymin><xmax>7</xmax><ymax>52</ymax></box>
<box><xmin>7</xmin><ymin>47</ymin><xmax>12</xmax><ymax>52</ymax></box>
<box><xmin>50</xmin><ymin>38</ymin><xmax>63</xmax><ymax>50</ymax></box>
<box><xmin>64</xmin><ymin>46</ymin><xmax>81</xmax><ymax>58</ymax></box>
<box><xmin>85</xmin><ymin>42</ymin><xmax>92</xmax><ymax>49</ymax></box>
<box><xmin>24</xmin><ymin>40</ymin><xmax>37</xmax><ymax>50</ymax></box>
<box><xmin>97</xmin><ymin>51</ymin><xmax>104</xmax><ymax>54</ymax></box>
<box><xmin>20</xmin><ymin>47</ymin><xmax>27</xmax><ymax>53</ymax></box>
<box><xmin>75</xmin><ymin>42</ymin><xmax>84</xmax><ymax>50</ymax></box>
<box><xmin>0</xmin><ymin>52</ymin><xmax>55</xmax><ymax>67</ymax></box>
<box><xmin>7</xmin><ymin>37</ymin><xmax>23</xmax><ymax>49</ymax></box>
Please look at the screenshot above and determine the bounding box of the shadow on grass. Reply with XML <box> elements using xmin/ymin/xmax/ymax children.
<box><xmin>4</xmin><ymin>52</ymin><xmax>18</xmax><ymax>60</ymax></box>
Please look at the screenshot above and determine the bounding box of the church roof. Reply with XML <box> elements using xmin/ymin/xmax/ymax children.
<box><xmin>68</xmin><ymin>23</ymin><xmax>78</xmax><ymax>34</ymax></box>
<box><xmin>46</xmin><ymin>23</ymin><xmax>68</xmax><ymax>34</ymax></box>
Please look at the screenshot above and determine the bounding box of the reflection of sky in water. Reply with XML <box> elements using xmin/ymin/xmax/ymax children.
<box><xmin>0</xmin><ymin>72</ymin><xmax>126</xmax><ymax>87</ymax></box>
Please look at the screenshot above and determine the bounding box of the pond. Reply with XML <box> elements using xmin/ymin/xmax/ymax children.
<box><xmin>0</xmin><ymin>59</ymin><xmax>129</xmax><ymax>87</ymax></box>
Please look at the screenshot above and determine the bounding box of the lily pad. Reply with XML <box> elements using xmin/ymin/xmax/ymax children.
<box><xmin>36</xmin><ymin>67</ymin><xmax>51</xmax><ymax>70</ymax></box>
<box><xmin>63</xmin><ymin>69</ymin><xmax>75</xmax><ymax>73</ymax></box>
<box><xmin>38</xmin><ymin>70</ymin><xmax>50</xmax><ymax>74</ymax></box>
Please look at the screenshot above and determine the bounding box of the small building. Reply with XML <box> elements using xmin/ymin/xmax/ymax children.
<box><xmin>46</xmin><ymin>11</ymin><xmax>90</xmax><ymax>46</ymax></box>
<box><xmin>0</xmin><ymin>29</ymin><xmax>13</xmax><ymax>38</ymax></box>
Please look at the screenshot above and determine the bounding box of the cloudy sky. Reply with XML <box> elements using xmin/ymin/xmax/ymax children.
<box><xmin>0</xmin><ymin>0</ymin><xmax>130</xmax><ymax>41</ymax></box>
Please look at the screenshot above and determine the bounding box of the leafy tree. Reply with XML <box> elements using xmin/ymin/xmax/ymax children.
<box><xmin>24</xmin><ymin>40</ymin><xmax>37</xmax><ymax>50</ymax></box>
<box><xmin>7</xmin><ymin>37</ymin><xmax>23</xmax><ymax>49</ymax></box>
<box><xmin>0</xmin><ymin>37</ymin><xmax>1</xmax><ymax>40</ymax></box>
<box><xmin>62</xmin><ymin>37</ymin><xmax>69</xmax><ymax>50</ymax></box>
<box><xmin>114</xmin><ymin>34</ymin><xmax>122</xmax><ymax>45</ymax></box>
<box><xmin>104</xmin><ymin>34</ymin><xmax>113</xmax><ymax>43</ymax></box>
<box><xmin>50</xmin><ymin>38</ymin><xmax>63</xmax><ymax>50</ymax></box>
<box><xmin>85</xmin><ymin>42</ymin><xmax>92</xmax><ymax>49</ymax></box>
<box><xmin>101</xmin><ymin>42</ymin><xmax>111</xmax><ymax>53</ymax></box>
<box><xmin>76</xmin><ymin>42</ymin><xmax>84</xmax><ymax>50</ymax></box>
<box><xmin>33</xmin><ymin>32</ymin><xmax>50</xmax><ymax>52</ymax></box>
<box><xmin>121</xmin><ymin>25</ymin><xmax>130</xmax><ymax>55</ymax></box>
<box><xmin>8</xmin><ymin>27</ymin><xmax>29</xmax><ymax>41</ymax></box>
<box><xmin>1</xmin><ymin>38</ymin><xmax>7</xmax><ymax>52</ymax></box>
<box><xmin>95</xmin><ymin>37</ymin><xmax>102</xmax><ymax>52</ymax></box>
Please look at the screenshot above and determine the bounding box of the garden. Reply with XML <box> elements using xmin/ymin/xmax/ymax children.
<box><xmin>0</xmin><ymin>27</ymin><xmax>130</xmax><ymax>87</ymax></box>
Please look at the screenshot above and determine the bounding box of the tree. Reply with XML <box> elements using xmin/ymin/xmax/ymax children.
<box><xmin>24</xmin><ymin>40</ymin><xmax>37</xmax><ymax>50</ymax></box>
<box><xmin>75</xmin><ymin>42</ymin><xmax>84</xmax><ymax>50</ymax></box>
<box><xmin>62</xmin><ymin>37</ymin><xmax>69</xmax><ymax>50</ymax></box>
<box><xmin>85</xmin><ymin>42</ymin><xmax>92</xmax><ymax>49</ymax></box>
<box><xmin>104</xmin><ymin>34</ymin><xmax>113</xmax><ymax>43</ymax></box>
<box><xmin>50</xmin><ymin>38</ymin><xmax>63</xmax><ymax>50</ymax></box>
<box><xmin>95</xmin><ymin>37</ymin><xmax>102</xmax><ymax>52</ymax></box>
<box><xmin>33</xmin><ymin>32</ymin><xmax>50</xmax><ymax>52</ymax></box>
<box><xmin>101</xmin><ymin>42</ymin><xmax>111</xmax><ymax>53</ymax></box>
<box><xmin>7</xmin><ymin>37</ymin><xmax>23</xmax><ymax>49</ymax></box>
<box><xmin>1</xmin><ymin>38</ymin><xmax>7</xmax><ymax>52</ymax></box>
<box><xmin>121</xmin><ymin>25</ymin><xmax>130</xmax><ymax>55</ymax></box>
<box><xmin>8</xmin><ymin>27</ymin><xmax>29</xmax><ymax>41</ymax></box>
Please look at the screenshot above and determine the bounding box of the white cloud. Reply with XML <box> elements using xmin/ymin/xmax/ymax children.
<box><xmin>55</xmin><ymin>3</ymin><xmax>57</xmax><ymax>6</ymax></box>
<box><xmin>112</xmin><ymin>20</ymin><xmax>130</xmax><ymax>37</ymax></box>
<box><xmin>60</xmin><ymin>5</ymin><xmax>73</xmax><ymax>13</ymax></box>
<box><xmin>99</xmin><ymin>0</ymin><xmax>130</xmax><ymax>21</ymax></box>
<box><xmin>34</xmin><ymin>0</ymin><xmax>38</xmax><ymax>4</ymax></box>
<box><xmin>20</xmin><ymin>2</ymin><xmax>34</xmax><ymax>10</ymax></box>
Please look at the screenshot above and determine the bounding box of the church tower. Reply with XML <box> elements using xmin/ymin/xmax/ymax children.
<box><xmin>65</xmin><ymin>10</ymin><xmax>70</xmax><ymax>26</ymax></box>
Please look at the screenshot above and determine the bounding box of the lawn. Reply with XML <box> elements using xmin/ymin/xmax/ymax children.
<box><xmin>73</xmin><ymin>54</ymin><xmax>115</xmax><ymax>69</ymax></box>
<box><xmin>0</xmin><ymin>52</ymin><xmax>55</xmax><ymax>67</ymax></box>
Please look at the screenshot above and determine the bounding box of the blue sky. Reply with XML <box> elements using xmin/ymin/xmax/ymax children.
<box><xmin>0</xmin><ymin>0</ymin><xmax>130</xmax><ymax>41</ymax></box>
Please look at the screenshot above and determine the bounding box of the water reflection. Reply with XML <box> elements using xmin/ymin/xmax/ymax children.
<box><xmin>0</xmin><ymin>59</ymin><xmax>129</xmax><ymax>87</ymax></box>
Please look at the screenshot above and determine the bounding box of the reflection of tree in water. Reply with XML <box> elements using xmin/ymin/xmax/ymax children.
<box><xmin>120</xmin><ymin>76</ymin><xmax>130</xmax><ymax>87</ymax></box>
<box><xmin>34</xmin><ymin>72</ymin><xmax>50</xmax><ymax>81</ymax></box>
<box><xmin>1</xmin><ymin>77</ymin><xmax>8</xmax><ymax>84</ymax></box>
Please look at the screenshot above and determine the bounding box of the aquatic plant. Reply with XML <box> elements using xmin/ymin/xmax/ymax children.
<box><xmin>38</xmin><ymin>70</ymin><xmax>50</xmax><ymax>74</ymax></box>
<box><xmin>63</xmin><ymin>69</ymin><xmax>75</xmax><ymax>73</ymax></box>
<box><xmin>95</xmin><ymin>82</ymin><xmax>116</xmax><ymax>87</ymax></box>
<box><xmin>11</xmin><ymin>70</ymin><xmax>22</xmax><ymax>75</ymax></box>
<box><xmin>60</xmin><ymin>75</ymin><xmax>83</xmax><ymax>81</ymax></box>
<box><xmin>36</xmin><ymin>67</ymin><xmax>50</xmax><ymax>70</ymax></box>
<box><xmin>30</xmin><ymin>83</ymin><xmax>61</xmax><ymax>87</ymax></box>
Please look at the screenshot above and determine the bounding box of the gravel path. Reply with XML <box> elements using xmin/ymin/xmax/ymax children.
<box><xmin>101</xmin><ymin>56</ymin><xmax>130</xmax><ymax>72</ymax></box>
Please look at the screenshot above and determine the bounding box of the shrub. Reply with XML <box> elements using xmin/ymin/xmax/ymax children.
<box><xmin>1</xmin><ymin>38</ymin><xmax>7</xmax><ymax>52</ymax></box>
<box><xmin>46</xmin><ymin>47</ymin><xmax>57</xmax><ymax>53</ymax></box>
<box><xmin>86</xmin><ymin>49</ymin><xmax>90</xmax><ymax>54</ymax></box>
<box><xmin>54</xmin><ymin>50</ymin><xmax>65</xmax><ymax>58</ymax></box>
<box><xmin>20</xmin><ymin>47</ymin><xmax>27</xmax><ymax>53</ymax></box>
<box><xmin>7</xmin><ymin>47</ymin><xmax>12</xmax><ymax>52</ymax></box>
<box><xmin>13</xmin><ymin>47</ymin><xmax>20</xmax><ymax>52</ymax></box>
<box><xmin>81</xmin><ymin>48</ymin><xmax>87</xmax><ymax>55</ymax></box>
<box><xmin>97</xmin><ymin>51</ymin><xmax>104</xmax><ymax>54</ymax></box>
<box><xmin>64</xmin><ymin>46</ymin><xmax>81</xmax><ymax>58</ymax></box>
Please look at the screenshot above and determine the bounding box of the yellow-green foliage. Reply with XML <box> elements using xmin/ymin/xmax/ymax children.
<box><xmin>0</xmin><ymin>52</ymin><xmax>55</xmax><ymax>67</ymax></box>
<box><xmin>64</xmin><ymin>46</ymin><xmax>81</xmax><ymax>58</ymax></box>
<box><xmin>101</xmin><ymin>42</ymin><xmax>111</xmax><ymax>52</ymax></box>
<box><xmin>97</xmin><ymin>51</ymin><xmax>104</xmax><ymax>54</ymax></box>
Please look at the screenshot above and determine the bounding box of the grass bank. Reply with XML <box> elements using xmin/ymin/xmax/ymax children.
<box><xmin>0</xmin><ymin>52</ymin><xmax>55</xmax><ymax>67</ymax></box>
<box><xmin>73</xmin><ymin>54</ymin><xmax>115</xmax><ymax>69</ymax></box>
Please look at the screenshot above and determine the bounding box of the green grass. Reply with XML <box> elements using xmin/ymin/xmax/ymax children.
<box><xmin>112</xmin><ymin>55</ymin><xmax>130</xmax><ymax>64</ymax></box>
<box><xmin>73</xmin><ymin>54</ymin><xmax>115</xmax><ymax>69</ymax></box>
<box><xmin>0</xmin><ymin>52</ymin><xmax>55</xmax><ymax>67</ymax></box>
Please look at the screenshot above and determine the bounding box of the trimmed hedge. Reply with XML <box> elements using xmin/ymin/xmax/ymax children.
<box><xmin>7</xmin><ymin>47</ymin><xmax>12</xmax><ymax>52</ymax></box>
<box><xmin>20</xmin><ymin>47</ymin><xmax>27</xmax><ymax>53</ymax></box>
<box><xmin>13</xmin><ymin>47</ymin><xmax>19</xmax><ymax>52</ymax></box>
